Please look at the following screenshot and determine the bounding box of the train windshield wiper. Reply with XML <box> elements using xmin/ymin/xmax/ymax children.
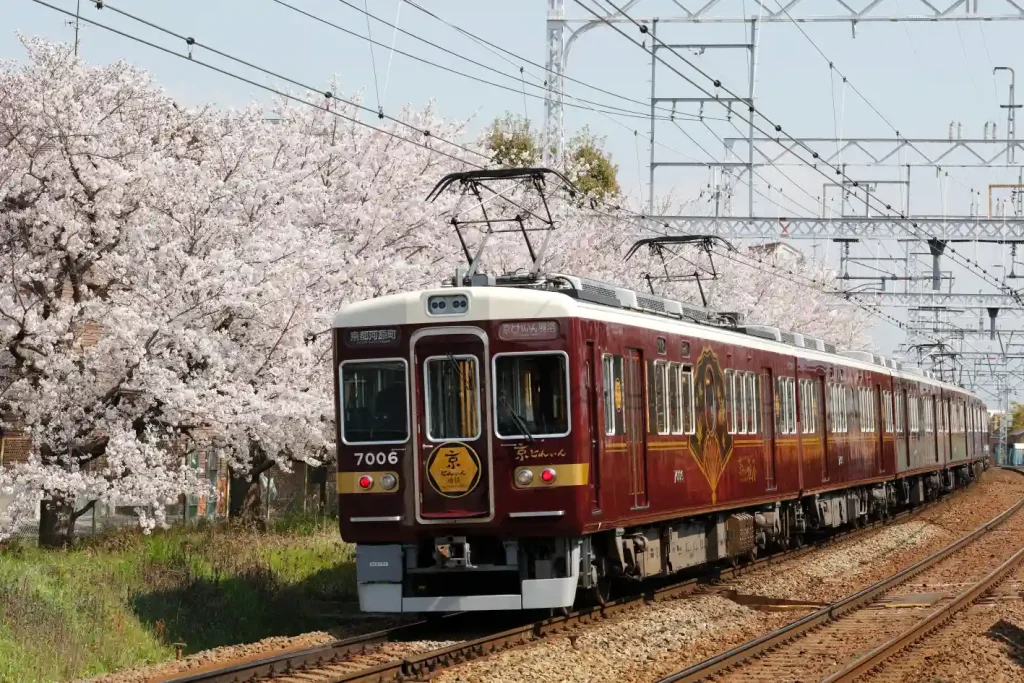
<box><xmin>445</xmin><ymin>352</ymin><xmax>534</xmax><ymax>443</ymax></box>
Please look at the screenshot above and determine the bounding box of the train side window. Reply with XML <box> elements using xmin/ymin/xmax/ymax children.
<box><xmin>788</xmin><ymin>378</ymin><xmax>797</xmax><ymax>434</ymax></box>
<box><xmin>681</xmin><ymin>366</ymin><xmax>695</xmax><ymax>435</ymax></box>
<box><xmin>775</xmin><ymin>377</ymin><xmax>796</xmax><ymax>435</ymax></box>
<box><xmin>649</xmin><ymin>361</ymin><xmax>669</xmax><ymax>435</ymax></box>
<box><xmin>602</xmin><ymin>354</ymin><xmax>624</xmax><ymax>436</ymax></box>
<box><xmin>724</xmin><ymin>369</ymin><xmax>736</xmax><ymax>434</ymax></box>
<box><xmin>745</xmin><ymin>372</ymin><xmax>759</xmax><ymax>435</ymax></box>
<box><xmin>800</xmin><ymin>379</ymin><xmax>817</xmax><ymax>435</ymax></box>
<box><xmin>424</xmin><ymin>355</ymin><xmax>480</xmax><ymax>441</ymax></box>
<box><xmin>737</xmin><ymin>372</ymin><xmax>747</xmax><ymax>434</ymax></box>
<box><xmin>668</xmin><ymin>362</ymin><xmax>682</xmax><ymax>435</ymax></box>
<box><xmin>493</xmin><ymin>352</ymin><xmax>570</xmax><ymax>439</ymax></box>
<box><xmin>924</xmin><ymin>398</ymin><xmax>933</xmax><ymax>433</ymax></box>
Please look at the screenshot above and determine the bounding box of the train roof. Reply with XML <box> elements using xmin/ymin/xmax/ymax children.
<box><xmin>333</xmin><ymin>280</ymin><xmax>978</xmax><ymax>400</ymax></box>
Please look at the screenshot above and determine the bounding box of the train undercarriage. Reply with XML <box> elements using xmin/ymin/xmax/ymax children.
<box><xmin>355</xmin><ymin>461</ymin><xmax>986</xmax><ymax>613</ymax></box>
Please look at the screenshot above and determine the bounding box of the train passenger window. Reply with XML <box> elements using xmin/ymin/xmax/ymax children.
<box><xmin>859</xmin><ymin>388</ymin><xmax>875</xmax><ymax>433</ymax></box>
<box><xmin>649</xmin><ymin>361</ymin><xmax>669</xmax><ymax>435</ymax></box>
<box><xmin>340</xmin><ymin>359</ymin><xmax>409</xmax><ymax>444</ymax></box>
<box><xmin>681</xmin><ymin>366</ymin><xmax>695</xmax><ymax>435</ymax></box>
<box><xmin>725</xmin><ymin>370</ymin><xmax>737</xmax><ymax>434</ymax></box>
<box><xmin>424</xmin><ymin>355</ymin><xmax>480</xmax><ymax>441</ymax></box>
<box><xmin>775</xmin><ymin>377</ymin><xmax>796</xmax><ymax>435</ymax></box>
<box><xmin>602</xmin><ymin>354</ymin><xmax>624</xmax><ymax>436</ymax></box>
<box><xmin>924</xmin><ymin>398</ymin><xmax>934</xmax><ymax>433</ymax></box>
<box><xmin>668</xmin><ymin>362</ymin><xmax>682</xmax><ymax>435</ymax></box>
<box><xmin>494</xmin><ymin>352</ymin><xmax>569</xmax><ymax>439</ymax></box>
<box><xmin>882</xmin><ymin>391</ymin><xmax>894</xmax><ymax>433</ymax></box>
<box><xmin>828</xmin><ymin>383</ymin><xmax>848</xmax><ymax>434</ymax></box>
<box><xmin>799</xmin><ymin>379</ymin><xmax>817</xmax><ymax>434</ymax></box>
<box><xmin>745</xmin><ymin>372</ymin><xmax>759</xmax><ymax>435</ymax></box>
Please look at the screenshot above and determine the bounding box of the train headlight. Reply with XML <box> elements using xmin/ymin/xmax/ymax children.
<box><xmin>358</xmin><ymin>475</ymin><xmax>374</xmax><ymax>490</ymax></box>
<box><xmin>540</xmin><ymin>468</ymin><xmax>556</xmax><ymax>483</ymax></box>
<box><xmin>516</xmin><ymin>469</ymin><xmax>534</xmax><ymax>486</ymax></box>
<box><xmin>379</xmin><ymin>473</ymin><xmax>397</xmax><ymax>490</ymax></box>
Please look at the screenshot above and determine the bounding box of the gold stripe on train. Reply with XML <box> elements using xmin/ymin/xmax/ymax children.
<box><xmin>337</xmin><ymin>471</ymin><xmax>400</xmax><ymax>494</ymax></box>
<box><xmin>513</xmin><ymin>463</ymin><xmax>589</xmax><ymax>488</ymax></box>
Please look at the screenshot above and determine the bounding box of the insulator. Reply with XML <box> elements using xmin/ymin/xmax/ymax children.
<box><xmin>948</xmin><ymin>122</ymin><xmax>955</xmax><ymax>140</ymax></box>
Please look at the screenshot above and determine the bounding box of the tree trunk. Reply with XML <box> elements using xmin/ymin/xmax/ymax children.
<box><xmin>38</xmin><ymin>495</ymin><xmax>74</xmax><ymax>549</ymax></box>
<box><xmin>228</xmin><ymin>459</ymin><xmax>275</xmax><ymax>530</ymax></box>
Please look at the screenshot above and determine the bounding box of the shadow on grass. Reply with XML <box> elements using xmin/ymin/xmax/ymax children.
<box><xmin>129</xmin><ymin>561</ymin><xmax>358</xmax><ymax>655</ymax></box>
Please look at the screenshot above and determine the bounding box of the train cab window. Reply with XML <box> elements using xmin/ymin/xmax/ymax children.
<box><xmin>493</xmin><ymin>352</ymin><xmax>569</xmax><ymax>438</ymax></box>
<box><xmin>340</xmin><ymin>359</ymin><xmax>409</xmax><ymax>444</ymax></box>
<box><xmin>425</xmin><ymin>355</ymin><xmax>481</xmax><ymax>441</ymax></box>
<box><xmin>602</xmin><ymin>354</ymin><xmax>625</xmax><ymax>436</ymax></box>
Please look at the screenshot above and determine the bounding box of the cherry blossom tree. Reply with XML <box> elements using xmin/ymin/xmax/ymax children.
<box><xmin>0</xmin><ymin>35</ymin><xmax>871</xmax><ymax>547</ymax></box>
<box><xmin>0</xmin><ymin>36</ymin><xmax>475</xmax><ymax>541</ymax></box>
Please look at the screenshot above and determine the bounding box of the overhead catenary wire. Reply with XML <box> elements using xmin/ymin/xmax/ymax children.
<box><xmin>349</xmin><ymin>0</ymin><xmax>803</xmax><ymax>215</ymax></box>
<box><xmin>50</xmin><ymin>0</ymin><xmax>494</xmax><ymax>167</ymax></box>
<box><xmin>372</xmin><ymin>0</ymin><xmax>726</xmax><ymax>123</ymax></box>
<box><xmin>271</xmin><ymin>0</ymin><xmax>706</xmax><ymax>124</ymax></box>
<box><xmin>577</xmin><ymin>0</ymin><xmax>1022</xmax><ymax>306</ymax></box>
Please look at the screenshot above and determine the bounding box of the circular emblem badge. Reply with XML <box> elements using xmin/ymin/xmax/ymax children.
<box><xmin>425</xmin><ymin>442</ymin><xmax>482</xmax><ymax>498</ymax></box>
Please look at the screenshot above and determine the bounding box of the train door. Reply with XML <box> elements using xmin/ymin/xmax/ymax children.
<box><xmin>411</xmin><ymin>329</ymin><xmax>492</xmax><ymax>522</ymax></box>
<box><xmin>624</xmin><ymin>348</ymin><xmax>649</xmax><ymax>508</ymax></box>
<box><xmin>874</xmin><ymin>384</ymin><xmax>885</xmax><ymax>473</ymax></box>
<box><xmin>898</xmin><ymin>386</ymin><xmax>909</xmax><ymax>470</ymax></box>
<box><xmin>585</xmin><ymin>341</ymin><xmax>601</xmax><ymax>511</ymax></box>
<box><xmin>762</xmin><ymin>366</ymin><xmax>777</xmax><ymax>490</ymax></box>
<box><xmin>818</xmin><ymin>375</ymin><xmax>829</xmax><ymax>482</ymax></box>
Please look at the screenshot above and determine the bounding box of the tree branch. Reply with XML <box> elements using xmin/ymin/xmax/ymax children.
<box><xmin>69</xmin><ymin>499</ymin><xmax>97</xmax><ymax>523</ymax></box>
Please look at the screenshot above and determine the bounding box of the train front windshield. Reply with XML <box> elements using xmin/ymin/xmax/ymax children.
<box><xmin>341</xmin><ymin>360</ymin><xmax>408</xmax><ymax>444</ymax></box>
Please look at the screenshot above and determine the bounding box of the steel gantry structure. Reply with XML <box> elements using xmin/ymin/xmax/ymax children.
<box><xmin>544</xmin><ymin>0</ymin><xmax>1024</xmax><ymax>423</ymax></box>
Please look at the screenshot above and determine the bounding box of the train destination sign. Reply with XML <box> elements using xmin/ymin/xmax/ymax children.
<box><xmin>498</xmin><ymin>320</ymin><xmax>559</xmax><ymax>341</ymax></box>
<box><xmin>344</xmin><ymin>327</ymin><xmax>400</xmax><ymax>348</ymax></box>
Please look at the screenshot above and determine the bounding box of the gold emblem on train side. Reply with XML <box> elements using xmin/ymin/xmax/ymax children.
<box><xmin>426</xmin><ymin>442</ymin><xmax>481</xmax><ymax>498</ymax></box>
<box><xmin>614</xmin><ymin>378</ymin><xmax>623</xmax><ymax>411</ymax></box>
<box><xmin>689</xmin><ymin>347</ymin><xmax>735</xmax><ymax>504</ymax></box>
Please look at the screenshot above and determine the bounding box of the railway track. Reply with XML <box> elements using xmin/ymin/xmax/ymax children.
<box><xmin>155</xmin><ymin>474</ymin><xmax>989</xmax><ymax>683</ymax></box>
<box><xmin>656</xmin><ymin>467</ymin><xmax>1024</xmax><ymax>683</ymax></box>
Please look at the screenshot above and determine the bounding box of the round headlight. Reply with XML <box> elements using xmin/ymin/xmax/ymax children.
<box><xmin>358</xmin><ymin>475</ymin><xmax>374</xmax><ymax>490</ymax></box>
<box><xmin>540</xmin><ymin>468</ymin><xmax>556</xmax><ymax>483</ymax></box>
<box><xmin>516</xmin><ymin>469</ymin><xmax>534</xmax><ymax>486</ymax></box>
<box><xmin>380</xmin><ymin>473</ymin><xmax>397</xmax><ymax>490</ymax></box>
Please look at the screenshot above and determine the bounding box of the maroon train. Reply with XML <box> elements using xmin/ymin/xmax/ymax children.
<box><xmin>332</xmin><ymin>271</ymin><xmax>990</xmax><ymax>613</ymax></box>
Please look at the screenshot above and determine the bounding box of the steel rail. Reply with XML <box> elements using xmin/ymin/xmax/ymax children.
<box><xmin>822</xmin><ymin>530</ymin><xmax>1024</xmax><ymax>681</ymax></box>
<box><xmin>159</xmin><ymin>467</ymin><xmax>990</xmax><ymax>683</ymax></box>
<box><xmin>656</xmin><ymin>466</ymin><xmax>1024</xmax><ymax>683</ymax></box>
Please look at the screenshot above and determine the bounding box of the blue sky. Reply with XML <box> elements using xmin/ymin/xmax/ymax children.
<box><xmin>6</xmin><ymin>0</ymin><xmax>1024</xmax><ymax>395</ymax></box>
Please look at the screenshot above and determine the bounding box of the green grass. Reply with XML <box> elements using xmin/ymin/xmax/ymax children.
<box><xmin>0</xmin><ymin>517</ymin><xmax>355</xmax><ymax>682</ymax></box>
